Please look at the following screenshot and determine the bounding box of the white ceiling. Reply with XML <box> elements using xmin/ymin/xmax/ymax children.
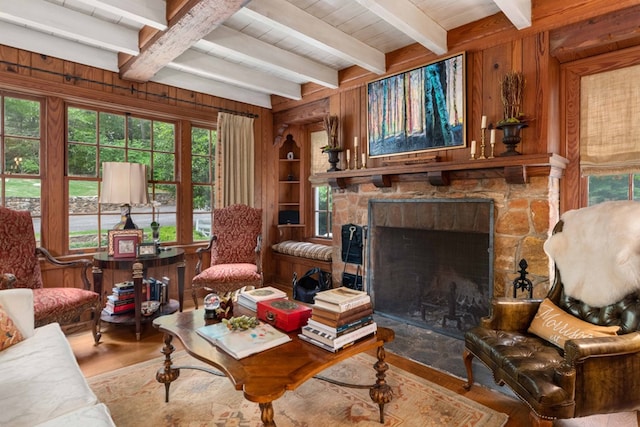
<box><xmin>0</xmin><ymin>0</ymin><xmax>531</xmax><ymax>109</ymax></box>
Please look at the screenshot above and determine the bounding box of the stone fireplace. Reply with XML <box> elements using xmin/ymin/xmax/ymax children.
<box><xmin>368</xmin><ymin>199</ymin><xmax>493</xmax><ymax>339</ymax></box>
<box><xmin>330</xmin><ymin>165</ymin><xmax>564</xmax><ymax>337</ymax></box>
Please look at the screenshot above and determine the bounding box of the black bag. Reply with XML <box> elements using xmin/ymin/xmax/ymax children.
<box><xmin>292</xmin><ymin>267</ymin><xmax>332</xmax><ymax>303</ymax></box>
<box><xmin>341</xmin><ymin>224</ymin><xmax>364</xmax><ymax>265</ymax></box>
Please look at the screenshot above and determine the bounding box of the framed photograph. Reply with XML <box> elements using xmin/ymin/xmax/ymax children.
<box><xmin>367</xmin><ymin>52</ymin><xmax>466</xmax><ymax>158</ymax></box>
<box><xmin>137</xmin><ymin>242</ymin><xmax>157</xmax><ymax>257</ymax></box>
<box><xmin>113</xmin><ymin>234</ymin><xmax>138</xmax><ymax>259</ymax></box>
<box><xmin>107</xmin><ymin>229</ymin><xmax>143</xmax><ymax>256</ymax></box>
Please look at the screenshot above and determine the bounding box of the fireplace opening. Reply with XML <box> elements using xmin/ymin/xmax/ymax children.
<box><xmin>368</xmin><ymin>199</ymin><xmax>493</xmax><ymax>339</ymax></box>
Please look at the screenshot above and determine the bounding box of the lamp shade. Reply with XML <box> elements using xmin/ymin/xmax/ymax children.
<box><xmin>100</xmin><ymin>162</ymin><xmax>149</xmax><ymax>205</ymax></box>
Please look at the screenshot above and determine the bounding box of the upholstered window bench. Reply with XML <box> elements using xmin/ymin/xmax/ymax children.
<box><xmin>271</xmin><ymin>240</ymin><xmax>332</xmax><ymax>289</ymax></box>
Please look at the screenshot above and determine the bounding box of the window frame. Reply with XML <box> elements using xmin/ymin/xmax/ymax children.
<box><xmin>0</xmin><ymin>91</ymin><xmax>44</xmax><ymax>241</ymax></box>
<box><xmin>562</xmin><ymin>45</ymin><xmax>640</xmax><ymax>211</ymax></box>
<box><xmin>191</xmin><ymin>125</ymin><xmax>216</xmax><ymax>242</ymax></box>
<box><xmin>65</xmin><ymin>103</ymin><xmax>183</xmax><ymax>253</ymax></box>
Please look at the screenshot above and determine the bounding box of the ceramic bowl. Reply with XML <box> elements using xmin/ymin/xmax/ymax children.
<box><xmin>141</xmin><ymin>300</ymin><xmax>161</xmax><ymax>316</ymax></box>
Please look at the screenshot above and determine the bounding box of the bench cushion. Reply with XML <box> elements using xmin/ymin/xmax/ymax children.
<box><xmin>272</xmin><ymin>241</ymin><xmax>332</xmax><ymax>262</ymax></box>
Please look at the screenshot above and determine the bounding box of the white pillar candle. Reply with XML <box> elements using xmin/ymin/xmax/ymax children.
<box><xmin>481</xmin><ymin>116</ymin><xmax>487</xmax><ymax>129</ymax></box>
<box><xmin>490</xmin><ymin>129</ymin><xmax>496</xmax><ymax>144</ymax></box>
<box><xmin>470</xmin><ymin>140</ymin><xmax>476</xmax><ymax>155</ymax></box>
<box><xmin>361</xmin><ymin>153</ymin><xmax>366</xmax><ymax>167</ymax></box>
<box><xmin>354</xmin><ymin>136</ymin><xmax>358</xmax><ymax>149</ymax></box>
<box><xmin>346</xmin><ymin>149</ymin><xmax>350</xmax><ymax>166</ymax></box>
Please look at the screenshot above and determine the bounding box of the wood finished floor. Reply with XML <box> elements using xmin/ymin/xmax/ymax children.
<box><xmin>67</xmin><ymin>301</ymin><xmax>531</xmax><ymax>426</ymax></box>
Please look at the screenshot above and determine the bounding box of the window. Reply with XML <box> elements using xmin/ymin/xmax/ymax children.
<box><xmin>67</xmin><ymin>106</ymin><xmax>177</xmax><ymax>250</ymax></box>
<box><xmin>587</xmin><ymin>175</ymin><xmax>640</xmax><ymax>206</ymax></box>
<box><xmin>314</xmin><ymin>186</ymin><xmax>332</xmax><ymax>238</ymax></box>
<box><xmin>0</xmin><ymin>94</ymin><xmax>42</xmax><ymax>240</ymax></box>
<box><xmin>310</xmin><ymin>129</ymin><xmax>332</xmax><ymax>238</ymax></box>
<box><xmin>580</xmin><ymin>63</ymin><xmax>640</xmax><ymax>206</ymax></box>
<box><xmin>191</xmin><ymin>126</ymin><xmax>216</xmax><ymax>241</ymax></box>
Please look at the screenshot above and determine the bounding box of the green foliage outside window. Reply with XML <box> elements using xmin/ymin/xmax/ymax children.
<box><xmin>588</xmin><ymin>175</ymin><xmax>634</xmax><ymax>205</ymax></box>
<box><xmin>67</xmin><ymin>106</ymin><xmax>178</xmax><ymax>249</ymax></box>
<box><xmin>191</xmin><ymin>126</ymin><xmax>215</xmax><ymax>241</ymax></box>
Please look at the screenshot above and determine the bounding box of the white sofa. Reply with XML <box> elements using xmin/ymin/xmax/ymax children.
<box><xmin>0</xmin><ymin>289</ymin><xmax>115</xmax><ymax>427</ymax></box>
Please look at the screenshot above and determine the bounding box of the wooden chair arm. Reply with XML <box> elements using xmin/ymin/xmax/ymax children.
<box><xmin>1</xmin><ymin>273</ymin><xmax>17</xmax><ymax>289</ymax></box>
<box><xmin>36</xmin><ymin>247</ymin><xmax>93</xmax><ymax>291</ymax></box>
<box><xmin>255</xmin><ymin>235</ymin><xmax>262</xmax><ymax>274</ymax></box>
<box><xmin>479</xmin><ymin>297</ymin><xmax>543</xmax><ymax>331</ymax></box>
<box><xmin>195</xmin><ymin>235</ymin><xmax>216</xmax><ymax>275</ymax></box>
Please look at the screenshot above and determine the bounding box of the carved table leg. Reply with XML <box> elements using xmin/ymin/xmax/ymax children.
<box><xmin>369</xmin><ymin>345</ymin><xmax>393</xmax><ymax>423</ymax></box>
<box><xmin>259</xmin><ymin>402</ymin><xmax>276</xmax><ymax>427</ymax></box>
<box><xmin>156</xmin><ymin>333</ymin><xmax>180</xmax><ymax>403</ymax></box>
<box><xmin>133</xmin><ymin>262</ymin><xmax>144</xmax><ymax>340</ymax></box>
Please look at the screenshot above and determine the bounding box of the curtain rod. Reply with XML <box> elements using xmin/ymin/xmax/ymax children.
<box><xmin>0</xmin><ymin>59</ymin><xmax>259</xmax><ymax>119</ymax></box>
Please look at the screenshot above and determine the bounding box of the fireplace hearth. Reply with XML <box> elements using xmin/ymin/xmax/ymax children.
<box><xmin>368</xmin><ymin>199</ymin><xmax>494</xmax><ymax>339</ymax></box>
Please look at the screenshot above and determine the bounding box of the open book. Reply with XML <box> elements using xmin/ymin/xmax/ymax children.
<box><xmin>196</xmin><ymin>321</ymin><xmax>291</xmax><ymax>359</ymax></box>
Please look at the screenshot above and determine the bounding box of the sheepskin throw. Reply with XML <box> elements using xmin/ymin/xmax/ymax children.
<box><xmin>543</xmin><ymin>201</ymin><xmax>640</xmax><ymax>307</ymax></box>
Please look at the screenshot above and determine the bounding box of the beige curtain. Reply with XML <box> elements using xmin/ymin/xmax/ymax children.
<box><xmin>215</xmin><ymin>112</ymin><xmax>255</xmax><ymax>207</ymax></box>
<box><xmin>580</xmin><ymin>64</ymin><xmax>640</xmax><ymax>175</ymax></box>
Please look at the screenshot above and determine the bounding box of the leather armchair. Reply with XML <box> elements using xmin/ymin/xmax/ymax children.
<box><xmin>191</xmin><ymin>204</ymin><xmax>263</xmax><ymax>308</ymax></box>
<box><xmin>0</xmin><ymin>206</ymin><xmax>101</xmax><ymax>344</ymax></box>
<box><xmin>463</xmin><ymin>218</ymin><xmax>640</xmax><ymax>426</ymax></box>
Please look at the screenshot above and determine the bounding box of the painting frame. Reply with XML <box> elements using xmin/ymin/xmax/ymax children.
<box><xmin>113</xmin><ymin>234</ymin><xmax>139</xmax><ymax>259</ymax></box>
<box><xmin>367</xmin><ymin>52</ymin><xmax>466</xmax><ymax>158</ymax></box>
<box><xmin>107</xmin><ymin>229</ymin><xmax>143</xmax><ymax>256</ymax></box>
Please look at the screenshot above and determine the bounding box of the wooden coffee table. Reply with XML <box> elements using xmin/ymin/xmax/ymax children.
<box><xmin>153</xmin><ymin>309</ymin><xmax>395</xmax><ymax>426</ymax></box>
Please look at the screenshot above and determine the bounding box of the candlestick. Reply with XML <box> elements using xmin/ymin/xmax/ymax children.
<box><xmin>481</xmin><ymin>115</ymin><xmax>487</xmax><ymax>129</ymax></box>
<box><xmin>479</xmin><ymin>129</ymin><xmax>487</xmax><ymax>159</ymax></box>
<box><xmin>470</xmin><ymin>140</ymin><xmax>476</xmax><ymax>160</ymax></box>
<box><xmin>346</xmin><ymin>149</ymin><xmax>351</xmax><ymax>170</ymax></box>
<box><xmin>489</xmin><ymin>129</ymin><xmax>496</xmax><ymax>159</ymax></box>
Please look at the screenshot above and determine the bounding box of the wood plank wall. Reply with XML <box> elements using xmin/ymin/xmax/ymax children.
<box><xmin>1</xmin><ymin>0</ymin><xmax>640</xmax><ymax>291</ymax></box>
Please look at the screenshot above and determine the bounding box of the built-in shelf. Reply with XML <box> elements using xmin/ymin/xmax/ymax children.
<box><xmin>312</xmin><ymin>153</ymin><xmax>568</xmax><ymax>189</ymax></box>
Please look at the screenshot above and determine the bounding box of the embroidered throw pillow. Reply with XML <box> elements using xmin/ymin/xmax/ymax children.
<box><xmin>528</xmin><ymin>298</ymin><xmax>620</xmax><ymax>348</ymax></box>
<box><xmin>0</xmin><ymin>302</ymin><xmax>24</xmax><ymax>351</ymax></box>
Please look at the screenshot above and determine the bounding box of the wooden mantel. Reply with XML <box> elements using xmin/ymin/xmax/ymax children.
<box><xmin>312</xmin><ymin>153</ymin><xmax>569</xmax><ymax>189</ymax></box>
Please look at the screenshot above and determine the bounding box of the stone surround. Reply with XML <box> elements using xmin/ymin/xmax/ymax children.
<box><xmin>332</xmin><ymin>174</ymin><xmax>560</xmax><ymax>300</ymax></box>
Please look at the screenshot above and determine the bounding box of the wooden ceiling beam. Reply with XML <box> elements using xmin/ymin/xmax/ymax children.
<box><xmin>241</xmin><ymin>0</ymin><xmax>386</xmax><ymax>75</ymax></box>
<box><xmin>119</xmin><ymin>0</ymin><xmax>249</xmax><ymax>82</ymax></box>
<box><xmin>353</xmin><ymin>0</ymin><xmax>447</xmax><ymax>55</ymax></box>
<box><xmin>493</xmin><ymin>0</ymin><xmax>532</xmax><ymax>30</ymax></box>
<box><xmin>196</xmin><ymin>26</ymin><xmax>339</xmax><ymax>89</ymax></box>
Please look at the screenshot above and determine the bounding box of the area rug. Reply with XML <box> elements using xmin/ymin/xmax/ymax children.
<box><xmin>88</xmin><ymin>351</ymin><xmax>507</xmax><ymax>427</ymax></box>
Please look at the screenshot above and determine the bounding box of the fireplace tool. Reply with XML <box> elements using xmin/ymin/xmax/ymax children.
<box><xmin>512</xmin><ymin>258</ymin><xmax>533</xmax><ymax>298</ymax></box>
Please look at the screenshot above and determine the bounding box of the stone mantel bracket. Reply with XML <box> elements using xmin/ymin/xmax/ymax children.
<box><xmin>314</xmin><ymin>153</ymin><xmax>568</xmax><ymax>189</ymax></box>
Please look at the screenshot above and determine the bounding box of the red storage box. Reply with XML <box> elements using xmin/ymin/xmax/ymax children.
<box><xmin>257</xmin><ymin>298</ymin><xmax>312</xmax><ymax>332</ymax></box>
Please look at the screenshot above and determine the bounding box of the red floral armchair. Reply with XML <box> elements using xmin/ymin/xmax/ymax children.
<box><xmin>192</xmin><ymin>204</ymin><xmax>263</xmax><ymax>308</ymax></box>
<box><xmin>0</xmin><ymin>207</ymin><xmax>101</xmax><ymax>344</ymax></box>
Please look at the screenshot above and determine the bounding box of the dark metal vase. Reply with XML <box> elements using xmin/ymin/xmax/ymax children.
<box><xmin>497</xmin><ymin>122</ymin><xmax>528</xmax><ymax>156</ymax></box>
<box><xmin>325</xmin><ymin>149</ymin><xmax>342</xmax><ymax>171</ymax></box>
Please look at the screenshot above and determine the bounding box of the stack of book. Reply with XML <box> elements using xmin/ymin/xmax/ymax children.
<box><xmin>237</xmin><ymin>286</ymin><xmax>287</xmax><ymax>311</ymax></box>
<box><xmin>299</xmin><ymin>287</ymin><xmax>376</xmax><ymax>352</ymax></box>
<box><xmin>104</xmin><ymin>281</ymin><xmax>135</xmax><ymax>315</ymax></box>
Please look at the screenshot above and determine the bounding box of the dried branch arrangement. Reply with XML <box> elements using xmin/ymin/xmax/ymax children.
<box><xmin>499</xmin><ymin>71</ymin><xmax>525</xmax><ymax>123</ymax></box>
<box><xmin>322</xmin><ymin>115</ymin><xmax>340</xmax><ymax>150</ymax></box>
